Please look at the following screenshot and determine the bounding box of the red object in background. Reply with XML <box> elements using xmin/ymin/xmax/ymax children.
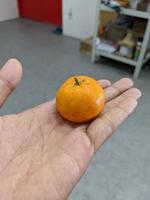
<box><xmin>18</xmin><ymin>0</ymin><xmax>62</xmax><ymax>26</ymax></box>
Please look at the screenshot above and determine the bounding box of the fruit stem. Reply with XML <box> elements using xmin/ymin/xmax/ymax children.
<box><xmin>74</xmin><ymin>77</ymin><xmax>80</xmax><ymax>86</ymax></box>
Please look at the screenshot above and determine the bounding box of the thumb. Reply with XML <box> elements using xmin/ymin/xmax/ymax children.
<box><xmin>0</xmin><ymin>59</ymin><xmax>23</xmax><ymax>107</ymax></box>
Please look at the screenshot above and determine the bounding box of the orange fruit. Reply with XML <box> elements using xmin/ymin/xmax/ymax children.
<box><xmin>56</xmin><ymin>76</ymin><xmax>105</xmax><ymax>123</ymax></box>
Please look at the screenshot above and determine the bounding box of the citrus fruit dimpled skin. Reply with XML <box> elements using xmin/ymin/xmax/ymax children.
<box><xmin>56</xmin><ymin>76</ymin><xmax>105</xmax><ymax>123</ymax></box>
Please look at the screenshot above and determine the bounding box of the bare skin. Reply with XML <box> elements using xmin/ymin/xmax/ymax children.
<box><xmin>0</xmin><ymin>59</ymin><xmax>141</xmax><ymax>200</ymax></box>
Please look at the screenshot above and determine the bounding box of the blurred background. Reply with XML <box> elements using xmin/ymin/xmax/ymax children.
<box><xmin>0</xmin><ymin>0</ymin><xmax>150</xmax><ymax>199</ymax></box>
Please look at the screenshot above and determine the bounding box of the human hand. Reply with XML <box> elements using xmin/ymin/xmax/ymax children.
<box><xmin>0</xmin><ymin>59</ymin><xmax>141</xmax><ymax>200</ymax></box>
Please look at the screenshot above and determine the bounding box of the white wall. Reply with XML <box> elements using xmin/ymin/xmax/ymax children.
<box><xmin>0</xmin><ymin>0</ymin><xmax>19</xmax><ymax>22</ymax></box>
<box><xmin>63</xmin><ymin>0</ymin><xmax>97</xmax><ymax>39</ymax></box>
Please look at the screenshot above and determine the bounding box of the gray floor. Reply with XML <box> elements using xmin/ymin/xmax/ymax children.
<box><xmin>0</xmin><ymin>19</ymin><xmax>150</xmax><ymax>200</ymax></box>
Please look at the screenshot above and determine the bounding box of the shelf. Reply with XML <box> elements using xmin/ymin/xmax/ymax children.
<box><xmin>96</xmin><ymin>49</ymin><xmax>137</xmax><ymax>66</ymax></box>
<box><xmin>100</xmin><ymin>4</ymin><xmax>150</xmax><ymax>20</ymax></box>
<box><xmin>143</xmin><ymin>53</ymin><xmax>150</xmax><ymax>65</ymax></box>
<box><xmin>92</xmin><ymin>0</ymin><xmax>150</xmax><ymax>78</ymax></box>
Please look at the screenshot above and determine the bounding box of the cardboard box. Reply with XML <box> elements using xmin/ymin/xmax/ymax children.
<box><xmin>132</xmin><ymin>18</ymin><xmax>147</xmax><ymax>37</ymax></box>
<box><xmin>98</xmin><ymin>11</ymin><xmax>117</xmax><ymax>37</ymax></box>
<box><xmin>137</xmin><ymin>2</ymin><xmax>148</xmax><ymax>11</ymax></box>
<box><xmin>80</xmin><ymin>37</ymin><xmax>93</xmax><ymax>54</ymax></box>
<box><xmin>101</xmin><ymin>24</ymin><xmax>127</xmax><ymax>43</ymax></box>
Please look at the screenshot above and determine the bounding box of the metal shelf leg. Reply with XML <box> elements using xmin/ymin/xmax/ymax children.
<box><xmin>134</xmin><ymin>19</ymin><xmax>150</xmax><ymax>78</ymax></box>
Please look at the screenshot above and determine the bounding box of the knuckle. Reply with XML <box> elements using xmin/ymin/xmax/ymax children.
<box><xmin>0</xmin><ymin>77</ymin><xmax>13</xmax><ymax>92</ymax></box>
<box><xmin>102</xmin><ymin>114</ymin><xmax>116</xmax><ymax>133</ymax></box>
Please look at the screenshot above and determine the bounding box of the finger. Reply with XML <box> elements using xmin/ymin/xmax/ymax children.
<box><xmin>0</xmin><ymin>59</ymin><xmax>23</xmax><ymax>107</ymax></box>
<box><xmin>97</xmin><ymin>79</ymin><xmax>111</xmax><ymax>89</ymax></box>
<box><xmin>104</xmin><ymin>78</ymin><xmax>133</xmax><ymax>102</ymax></box>
<box><xmin>103</xmin><ymin>88</ymin><xmax>142</xmax><ymax>113</ymax></box>
<box><xmin>87</xmin><ymin>97</ymin><xmax>138</xmax><ymax>152</ymax></box>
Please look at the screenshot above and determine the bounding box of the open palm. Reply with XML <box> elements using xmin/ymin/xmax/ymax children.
<box><xmin>0</xmin><ymin>59</ymin><xmax>141</xmax><ymax>200</ymax></box>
